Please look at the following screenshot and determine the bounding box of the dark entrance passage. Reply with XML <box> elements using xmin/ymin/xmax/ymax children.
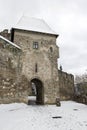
<box><xmin>29</xmin><ymin>78</ymin><xmax>44</xmax><ymax>105</ymax></box>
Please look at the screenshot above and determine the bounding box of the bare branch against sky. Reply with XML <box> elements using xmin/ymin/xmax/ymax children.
<box><xmin>0</xmin><ymin>0</ymin><xmax>87</xmax><ymax>75</ymax></box>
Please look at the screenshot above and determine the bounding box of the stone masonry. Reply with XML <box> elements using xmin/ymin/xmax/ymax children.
<box><xmin>0</xmin><ymin>19</ymin><xmax>74</xmax><ymax>104</ymax></box>
<box><xmin>58</xmin><ymin>70</ymin><xmax>74</xmax><ymax>100</ymax></box>
<box><xmin>0</xmin><ymin>34</ymin><xmax>30</xmax><ymax>104</ymax></box>
<box><xmin>12</xmin><ymin>28</ymin><xmax>59</xmax><ymax>104</ymax></box>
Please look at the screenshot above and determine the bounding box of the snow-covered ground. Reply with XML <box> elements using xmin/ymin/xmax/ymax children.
<box><xmin>0</xmin><ymin>101</ymin><xmax>87</xmax><ymax>130</ymax></box>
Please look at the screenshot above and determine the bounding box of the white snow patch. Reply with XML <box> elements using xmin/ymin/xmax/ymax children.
<box><xmin>0</xmin><ymin>101</ymin><xmax>87</xmax><ymax>130</ymax></box>
<box><xmin>0</xmin><ymin>35</ymin><xmax>21</xmax><ymax>49</ymax></box>
<box><xmin>28</xmin><ymin>96</ymin><xmax>36</xmax><ymax>100</ymax></box>
<box><xmin>13</xmin><ymin>16</ymin><xmax>57</xmax><ymax>35</ymax></box>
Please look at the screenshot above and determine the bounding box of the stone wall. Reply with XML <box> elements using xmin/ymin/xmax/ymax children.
<box><xmin>0</xmin><ymin>29</ymin><xmax>11</xmax><ymax>40</ymax></box>
<box><xmin>58</xmin><ymin>70</ymin><xmax>74</xmax><ymax>100</ymax></box>
<box><xmin>13</xmin><ymin>29</ymin><xmax>59</xmax><ymax>104</ymax></box>
<box><xmin>0</xmin><ymin>38</ymin><xmax>29</xmax><ymax>104</ymax></box>
<box><xmin>0</xmin><ymin>29</ymin><xmax>75</xmax><ymax>104</ymax></box>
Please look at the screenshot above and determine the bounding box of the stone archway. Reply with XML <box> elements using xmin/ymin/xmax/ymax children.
<box><xmin>30</xmin><ymin>78</ymin><xmax>44</xmax><ymax>105</ymax></box>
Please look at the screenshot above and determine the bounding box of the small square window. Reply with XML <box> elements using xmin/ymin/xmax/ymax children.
<box><xmin>33</xmin><ymin>42</ymin><xmax>38</xmax><ymax>49</ymax></box>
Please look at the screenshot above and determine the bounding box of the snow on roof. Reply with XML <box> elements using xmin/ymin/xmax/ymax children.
<box><xmin>0</xmin><ymin>35</ymin><xmax>21</xmax><ymax>49</ymax></box>
<box><xmin>13</xmin><ymin>16</ymin><xmax>58</xmax><ymax>36</ymax></box>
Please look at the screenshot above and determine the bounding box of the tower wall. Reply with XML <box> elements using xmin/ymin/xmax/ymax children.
<box><xmin>13</xmin><ymin>29</ymin><xmax>59</xmax><ymax>104</ymax></box>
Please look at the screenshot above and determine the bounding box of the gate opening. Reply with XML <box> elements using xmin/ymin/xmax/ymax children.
<box><xmin>29</xmin><ymin>78</ymin><xmax>44</xmax><ymax>105</ymax></box>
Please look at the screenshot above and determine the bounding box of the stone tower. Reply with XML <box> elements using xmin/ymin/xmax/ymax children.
<box><xmin>11</xmin><ymin>16</ymin><xmax>59</xmax><ymax>104</ymax></box>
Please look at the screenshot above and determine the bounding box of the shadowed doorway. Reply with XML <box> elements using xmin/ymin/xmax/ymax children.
<box><xmin>29</xmin><ymin>78</ymin><xmax>44</xmax><ymax>105</ymax></box>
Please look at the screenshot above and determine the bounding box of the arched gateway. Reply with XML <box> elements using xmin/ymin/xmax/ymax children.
<box><xmin>30</xmin><ymin>78</ymin><xmax>44</xmax><ymax>105</ymax></box>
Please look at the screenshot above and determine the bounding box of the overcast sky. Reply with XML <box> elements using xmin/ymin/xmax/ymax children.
<box><xmin>0</xmin><ymin>0</ymin><xmax>87</xmax><ymax>75</ymax></box>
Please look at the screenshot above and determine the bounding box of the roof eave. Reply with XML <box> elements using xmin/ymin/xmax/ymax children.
<box><xmin>12</xmin><ymin>27</ymin><xmax>59</xmax><ymax>38</ymax></box>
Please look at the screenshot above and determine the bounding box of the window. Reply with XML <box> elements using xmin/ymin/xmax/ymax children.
<box><xmin>50</xmin><ymin>47</ymin><xmax>53</xmax><ymax>52</ymax></box>
<box><xmin>35</xmin><ymin>63</ymin><xmax>38</xmax><ymax>73</ymax></box>
<box><xmin>33</xmin><ymin>42</ymin><xmax>38</xmax><ymax>49</ymax></box>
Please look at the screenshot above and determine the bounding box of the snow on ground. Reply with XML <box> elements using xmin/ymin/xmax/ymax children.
<box><xmin>0</xmin><ymin>101</ymin><xmax>87</xmax><ymax>130</ymax></box>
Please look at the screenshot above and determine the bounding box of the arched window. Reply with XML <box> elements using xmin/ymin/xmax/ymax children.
<box><xmin>50</xmin><ymin>47</ymin><xmax>53</xmax><ymax>52</ymax></box>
